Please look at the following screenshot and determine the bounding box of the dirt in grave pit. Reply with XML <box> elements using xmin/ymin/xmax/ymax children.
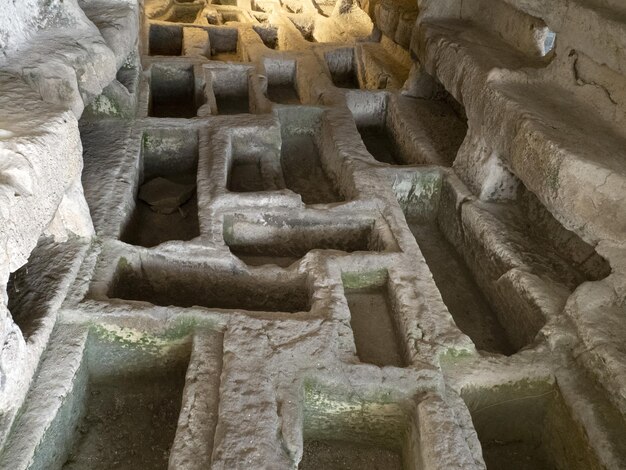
<box><xmin>267</xmin><ymin>84</ymin><xmax>300</xmax><ymax>104</ymax></box>
<box><xmin>63</xmin><ymin>373</ymin><xmax>185</xmax><ymax>470</ymax></box>
<box><xmin>481</xmin><ymin>441</ymin><xmax>553</xmax><ymax>470</ymax></box>
<box><xmin>345</xmin><ymin>286</ymin><xmax>405</xmax><ymax>367</ymax></box>
<box><xmin>281</xmin><ymin>133</ymin><xmax>342</xmax><ymax>204</ymax></box>
<box><xmin>299</xmin><ymin>440</ymin><xmax>404</xmax><ymax>470</ymax></box>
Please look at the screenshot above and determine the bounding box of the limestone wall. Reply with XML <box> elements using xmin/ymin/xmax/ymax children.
<box><xmin>0</xmin><ymin>0</ymin><xmax>138</xmax><ymax>442</ymax></box>
<box><xmin>0</xmin><ymin>0</ymin><xmax>625</xmax><ymax>468</ymax></box>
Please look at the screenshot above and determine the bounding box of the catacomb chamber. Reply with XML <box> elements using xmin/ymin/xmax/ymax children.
<box><xmin>1</xmin><ymin>0</ymin><xmax>625</xmax><ymax>469</ymax></box>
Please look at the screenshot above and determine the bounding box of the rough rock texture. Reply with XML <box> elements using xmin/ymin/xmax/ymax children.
<box><xmin>0</xmin><ymin>0</ymin><xmax>138</xmax><ymax>448</ymax></box>
<box><xmin>0</xmin><ymin>0</ymin><xmax>626</xmax><ymax>469</ymax></box>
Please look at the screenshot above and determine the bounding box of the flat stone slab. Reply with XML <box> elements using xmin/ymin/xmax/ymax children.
<box><xmin>138</xmin><ymin>177</ymin><xmax>196</xmax><ymax>214</ymax></box>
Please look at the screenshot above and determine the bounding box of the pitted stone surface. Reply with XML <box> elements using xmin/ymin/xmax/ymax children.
<box><xmin>0</xmin><ymin>0</ymin><xmax>626</xmax><ymax>469</ymax></box>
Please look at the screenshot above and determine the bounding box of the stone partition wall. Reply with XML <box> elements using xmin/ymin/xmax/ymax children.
<box><xmin>0</xmin><ymin>0</ymin><xmax>625</xmax><ymax>468</ymax></box>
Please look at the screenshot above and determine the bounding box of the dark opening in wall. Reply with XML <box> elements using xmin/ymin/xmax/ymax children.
<box><xmin>149</xmin><ymin>24</ymin><xmax>183</xmax><ymax>56</ymax></box>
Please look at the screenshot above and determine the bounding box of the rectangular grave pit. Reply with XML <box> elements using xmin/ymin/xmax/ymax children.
<box><xmin>358</xmin><ymin>124</ymin><xmax>402</xmax><ymax>165</ymax></box>
<box><xmin>149</xmin><ymin>24</ymin><xmax>183</xmax><ymax>56</ymax></box>
<box><xmin>224</xmin><ymin>214</ymin><xmax>388</xmax><ymax>266</ymax></box>
<box><xmin>463</xmin><ymin>380</ymin><xmax>605</xmax><ymax>470</ymax></box>
<box><xmin>350</xmin><ymin>91</ymin><xmax>403</xmax><ymax>165</ymax></box>
<box><xmin>161</xmin><ymin>4</ymin><xmax>202</xmax><ymax>23</ymax></box>
<box><xmin>226</xmin><ymin>127</ymin><xmax>284</xmax><ymax>193</ymax></box>
<box><xmin>107</xmin><ymin>256</ymin><xmax>310</xmax><ymax>313</ymax></box>
<box><xmin>254</xmin><ymin>25</ymin><xmax>279</xmax><ymax>49</ymax></box>
<box><xmin>208</xmin><ymin>65</ymin><xmax>250</xmax><ymax>114</ymax></box>
<box><xmin>325</xmin><ymin>47</ymin><xmax>360</xmax><ymax>89</ymax></box>
<box><xmin>300</xmin><ymin>383</ymin><xmax>410</xmax><ymax>469</ymax></box>
<box><xmin>121</xmin><ymin>128</ymin><xmax>200</xmax><ymax>247</ymax></box>
<box><xmin>265</xmin><ymin>58</ymin><xmax>300</xmax><ymax>104</ymax></box>
<box><xmin>395</xmin><ymin>171</ymin><xmax>610</xmax><ymax>355</ymax></box>
<box><xmin>149</xmin><ymin>63</ymin><xmax>199</xmax><ymax>117</ymax></box>
<box><xmin>209</xmin><ymin>27</ymin><xmax>240</xmax><ymax>61</ymax></box>
<box><xmin>61</xmin><ymin>330</ymin><xmax>192</xmax><ymax>470</ymax></box>
<box><xmin>342</xmin><ymin>271</ymin><xmax>405</xmax><ymax>367</ymax></box>
<box><xmin>280</xmin><ymin>130</ymin><xmax>342</xmax><ymax>204</ymax></box>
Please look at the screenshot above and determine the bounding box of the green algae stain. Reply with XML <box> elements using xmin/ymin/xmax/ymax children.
<box><xmin>341</xmin><ymin>269</ymin><xmax>388</xmax><ymax>290</ymax></box>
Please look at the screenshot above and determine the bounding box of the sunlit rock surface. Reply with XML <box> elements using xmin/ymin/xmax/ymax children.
<box><xmin>0</xmin><ymin>0</ymin><xmax>625</xmax><ymax>468</ymax></box>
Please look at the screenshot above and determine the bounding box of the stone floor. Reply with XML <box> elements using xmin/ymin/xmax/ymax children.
<box><xmin>1</xmin><ymin>0</ymin><xmax>626</xmax><ymax>469</ymax></box>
